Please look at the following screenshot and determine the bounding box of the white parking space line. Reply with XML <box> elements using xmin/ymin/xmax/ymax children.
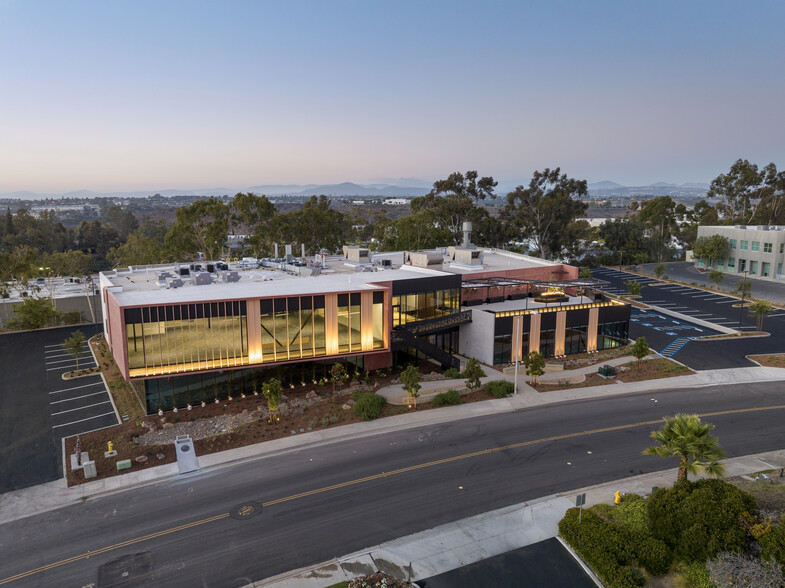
<box><xmin>691</xmin><ymin>293</ymin><xmax>720</xmax><ymax>298</ymax></box>
<box><xmin>686</xmin><ymin>314</ymin><xmax>715</xmax><ymax>318</ymax></box>
<box><xmin>716</xmin><ymin>299</ymin><xmax>740</xmax><ymax>304</ymax></box>
<box><xmin>49</xmin><ymin>381</ymin><xmax>104</xmax><ymax>394</ymax></box>
<box><xmin>44</xmin><ymin>343</ymin><xmax>65</xmax><ymax>348</ymax></box>
<box><xmin>51</xmin><ymin>400</ymin><xmax>111</xmax><ymax>416</ymax></box>
<box><xmin>45</xmin><ymin>351</ymin><xmax>93</xmax><ymax>359</ymax></box>
<box><xmin>702</xmin><ymin>296</ymin><xmax>733</xmax><ymax>301</ymax></box>
<box><xmin>768</xmin><ymin>313</ymin><xmax>785</xmax><ymax>318</ymax></box>
<box><xmin>47</xmin><ymin>363</ymin><xmax>96</xmax><ymax>371</ymax></box>
<box><xmin>52</xmin><ymin>412</ymin><xmax>117</xmax><ymax>428</ymax></box>
<box><xmin>45</xmin><ymin>356</ymin><xmax>94</xmax><ymax>366</ymax></box>
<box><xmin>50</xmin><ymin>390</ymin><xmax>108</xmax><ymax>404</ymax></box>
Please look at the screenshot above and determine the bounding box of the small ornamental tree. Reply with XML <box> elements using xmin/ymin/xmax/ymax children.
<box><xmin>734</xmin><ymin>277</ymin><xmax>752</xmax><ymax>299</ymax></box>
<box><xmin>463</xmin><ymin>358</ymin><xmax>484</xmax><ymax>392</ymax></box>
<box><xmin>643</xmin><ymin>413</ymin><xmax>726</xmax><ymax>484</ymax></box>
<box><xmin>523</xmin><ymin>351</ymin><xmax>545</xmax><ymax>384</ymax></box>
<box><xmin>263</xmin><ymin>378</ymin><xmax>283</xmax><ymax>423</ymax></box>
<box><xmin>62</xmin><ymin>331</ymin><xmax>86</xmax><ymax>371</ymax></box>
<box><xmin>625</xmin><ymin>280</ymin><xmax>643</xmax><ymax>296</ymax></box>
<box><xmin>693</xmin><ymin>234</ymin><xmax>729</xmax><ymax>268</ymax></box>
<box><xmin>654</xmin><ymin>262</ymin><xmax>666</xmax><ymax>279</ymax></box>
<box><xmin>330</xmin><ymin>363</ymin><xmax>347</xmax><ymax>394</ymax></box>
<box><xmin>708</xmin><ymin>269</ymin><xmax>724</xmax><ymax>289</ymax></box>
<box><xmin>748</xmin><ymin>300</ymin><xmax>773</xmax><ymax>331</ymax></box>
<box><xmin>400</xmin><ymin>364</ymin><xmax>421</xmax><ymax>409</ymax></box>
<box><xmin>579</xmin><ymin>266</ymin><xmax>592</xmax><ymax>279</ymax></box>
<box><xmin>631</xmin><ymin>336</ymin><xmax>649</xmax><ymax>369</ymax></box>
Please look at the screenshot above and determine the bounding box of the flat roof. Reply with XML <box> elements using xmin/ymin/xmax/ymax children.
<box><xmin>473</xmin><ymin>294</ymin><xmax>618</xmax><ymax>314</ymax></box>
<box><xmin>103</xmin><ymin>262</ymin><xmax>452</xmax><ymax>307</ymax></box>
<box><xmin>101</xmin><ymin>247</ymin><xmax>568</xmax><ymax>308</ymax></box>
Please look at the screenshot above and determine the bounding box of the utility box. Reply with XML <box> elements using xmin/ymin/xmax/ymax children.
<box><xmin>175</xmin><ymin>435</ymin><xmax>200</xmax><ymax>474</ymax></box>
<box><xmin>83</xmin><ymin>460</ymin><xmax>97</xmax><ymax>479</ymax></box>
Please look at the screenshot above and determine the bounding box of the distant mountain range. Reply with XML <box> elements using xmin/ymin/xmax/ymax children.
<box><xmin>587</xmin><ymin>180</ymin><xmax>710</xmax><ymax>198</ymax></box>
<box><xmin>1</xmin><ymin>178</ymin><xmax>711</xmax><ymax>200</ymax></box>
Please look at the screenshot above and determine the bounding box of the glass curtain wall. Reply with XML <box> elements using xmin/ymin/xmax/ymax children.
<box><xmin>260</xmin><ymin>295</ymin><xmax>326</xmax><ymax>362</ymax></box>
<box><xmin>125</xmin><ymin>301</ymin><xmax>248</xmax><ymax>377</ymax></box>
<box><xmin>135</xmin><ymin>357</ymin><xmax>367</xmax><ymax>413</ymax></box>
<box><xmin>337</xmin><ymin>293</ymin><xmax>362</xmax><ymax>353</ymax></box>
<box><xmin>392</xmin><ymin>288</ymin><xmax>460</xmax><ymax>327</ymax></box>
<box><xmin>597</xmin><ymin>321</ymin><xmax>628</xmax><ymax>350</ymax></box>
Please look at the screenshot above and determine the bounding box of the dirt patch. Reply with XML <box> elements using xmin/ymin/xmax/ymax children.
<box><xmin>729</xmin><ymin>472</ymin><xmax>785</xmax><ymax>513</ymax></box>
<box><xmin>532</xmin><ymin>358</ymin><xmax>693</xmax><ymax>392</ymax></box>
<box><xmin>749</xmin><ymin>353</ymin><xmax>785</xmax><ymax>368</ymax></box>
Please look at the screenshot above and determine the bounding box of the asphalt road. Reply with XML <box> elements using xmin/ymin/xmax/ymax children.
<box><xmin>2</xmin><ymin>382</ymin><xmax>785</xmax><ymax>587</ymax></box>
<box><xmin>592</xmin><ymin>267</ymin><xmax>785</xmax><ymax>369</ymax></box>
<box><xmin>0</xmin><ymin>324</ymin><xmax>106</xmax><ymax>493</ymax></box>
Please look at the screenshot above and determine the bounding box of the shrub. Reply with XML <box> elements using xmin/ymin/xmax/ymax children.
<box><xmin>758</xmin><ymin>514</ymin><xmax>785</xmax><ymax>568</ymax></box>
<box><xmin>443</xmin><ymin>367</ymin><xmax>461</xmax><ymax>379</ymax></box>
<box><xmin>706</xmin><ymin>551</ymin><xmax>785</xmax><ymax>588</ymax></box>
<box><xmin>647</xmin><ymin>479</ymin><xmax>757</xmax><ymax>562</ymax></box>
<box><xmin>352</xmin><ymin>393</ymin><xmax>386</xmax><ymax>421</ymax></box>
<box><xmin>432</xmin><ymin>389</ymin><xmax>461</xmax><ymax>406</ymax></box>
<box><xmin>485</xmin><ymin>380</ymin><xmax>514</xmax><ymax>398</ymax></box>
<box><xmin>559</xmin><ymin>507</ymin><xmax>643</xmax><ymax>587</ymax></box>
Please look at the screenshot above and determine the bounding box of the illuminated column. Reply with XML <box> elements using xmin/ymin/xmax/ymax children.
<box><xmin>512</xmin><ymin>314</ymin><xmax>524</xmax><ymax>362</ymax></box>
<box><xmin>587</xmin><ymin>307</ymin><xmax>599</xmax><ymax>352</ymax></box>
<box><xmin>325</xmin><ymin>293</ymin><xmax>339</xmax><ymax>355</ymax></box>
<box><xmin>361</xmin><ymin>291</ymin><xmax>373</xmax><ymax>351</ymax></box>
<box><xmin>529</xmin><ymin>311</ymin><xmax>541</xmax><ymax>353</ymax></box>
<box><xmin>555</xmin><ymin>311</ymin><xmax>566</xmax><ymax>356</ymax></box>
<box><xmin>246</xmin><ymin>299</ymin><xmax>262</xmax><ymax>364</ymax></box>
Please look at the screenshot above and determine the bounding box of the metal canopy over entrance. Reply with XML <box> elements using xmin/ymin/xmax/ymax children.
<box><xmin>461</xmin><ymin>277</ymin><xmax>609</xmax><ymax>290</ymax></box>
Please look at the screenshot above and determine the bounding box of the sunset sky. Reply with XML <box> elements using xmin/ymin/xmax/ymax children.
<box><xmin>2</xmin><ymin>0</ymin><xmax>784</xmax><ymax>193</ymax></box>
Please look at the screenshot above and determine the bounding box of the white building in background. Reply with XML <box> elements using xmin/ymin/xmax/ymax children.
<box><xmin>695</xmin><ymin>225</ymin><xmax>785</xmax><ymax>282</ymax></box>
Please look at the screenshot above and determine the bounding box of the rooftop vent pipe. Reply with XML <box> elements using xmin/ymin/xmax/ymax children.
<box><xmin>462</xmin><ymin>221</ymin><xmax>473</xmax><ymax>248</ymax></box>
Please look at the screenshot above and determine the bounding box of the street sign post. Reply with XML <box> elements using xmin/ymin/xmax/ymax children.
<box><xmin>576</xmin><ymin>492</ymin><xmax>586</xmax><ymax>522</ymax></box>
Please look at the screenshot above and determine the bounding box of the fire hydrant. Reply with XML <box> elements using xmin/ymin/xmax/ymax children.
<box><xmin>107</xmin><ymin>441</ymin><xmax>114</xmax><ymax>454</ymax></box>
<box><xmin>614</xmin><ymin>490</ymin><xmax>621</xmax><ymax>505</ymax></box>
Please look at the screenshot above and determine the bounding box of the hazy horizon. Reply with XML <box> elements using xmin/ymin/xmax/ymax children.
<box><xmin>2</xmin><ymin>1</ymin><xmax>783</xmax><ymax>193</ymax></box>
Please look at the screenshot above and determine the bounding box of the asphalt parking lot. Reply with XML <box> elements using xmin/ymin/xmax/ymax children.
<box><xmin>592</xmin><ymin>267</ymin><xmax>785</xmax><ymax>370</ymax></box>
<box><xmin>417</xmin><ymin>538</ymin><xmax>596</xmax><ymax>588</ymax></box>
<box><xmin>0</xmin><ymin>324</ymin><xmax>118</xmax><ymax>493</ymax></box>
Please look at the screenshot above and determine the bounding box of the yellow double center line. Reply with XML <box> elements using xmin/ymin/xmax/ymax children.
<box><xmin>4</xmin><ymin>403</ymin><xmax>785</xmax><ymax>584</ymax></box>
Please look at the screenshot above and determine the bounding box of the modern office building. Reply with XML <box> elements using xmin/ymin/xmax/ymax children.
<box><xmin>100</xmin><ymin>245</ymin><xmax>629</xmax><ymax>414</ymax></box>
<box><xmin>695</xmin><ymin>225</ymin><xmax>785</xmax><ymax>281</ymax></box>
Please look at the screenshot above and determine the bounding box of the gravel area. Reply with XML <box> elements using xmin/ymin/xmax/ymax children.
<box><xmin>133</xmin><ymin>391</ymin><xmax>355</xmax><ymax>445</ymax></box>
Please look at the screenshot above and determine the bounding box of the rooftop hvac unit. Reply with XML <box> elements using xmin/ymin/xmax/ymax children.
<box><xmin>206</xmin><ymin>263</ymin><xmax>215</xmax><ymax>273</ymax></box>
<box><xmin>216</xmin><ymin>262</ymin><xmax>229</xmax><ymax>271</ymax></box>
<box><xmin>221</xmin><ymin>271</ymin><xmax>240</xmax><ymax>283</ymax></box>
<box><xmin>168</xmin><ymin>278</ymin><xmax>184</xmax><ymax>288</ymax></box>
<box><xmin>191</xmin><ymin>272</ymin><xmax>213</xmax><ymax>286</ymax></box>
<box><xmin>178</xmin><ymin>267</ymin><xmax>190</xmax><ymax>277</ymax></box>
<box><xmin>189</xmin><ymin>263</ymin><xmax>202</xmax><ymax>272</ymax></box>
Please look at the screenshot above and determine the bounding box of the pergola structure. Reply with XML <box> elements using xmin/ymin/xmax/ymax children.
<box><xmin>461</xmin><ymin>276</ymin><xmax>609</xmax><ymax>290</ymax></box>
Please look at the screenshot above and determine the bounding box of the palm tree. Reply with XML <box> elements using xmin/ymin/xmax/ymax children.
<box><xmin>748</xmin><ymin>300</ymin><xmax>773</xmax><ymax>331</ymax></box>
<box><xmin>62</xmin><ymin>331</ymin><xmax>86</xmax><ymax>371</ymax></box>
<box><xmin>642</xmin><ymin>413</ymin><xmax>726</xmax><ymax>484</ymax></box>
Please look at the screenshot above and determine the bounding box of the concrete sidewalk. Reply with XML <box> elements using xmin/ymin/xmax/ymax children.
<box><xmin>255</xmin><ymin>449</ymin><xmax>785</xmax><ymax>588</ymax></box>
<box><xmin>2</xmin><ymin>363</ymin><xmax>785</xmax><ymax>526</ymax></box>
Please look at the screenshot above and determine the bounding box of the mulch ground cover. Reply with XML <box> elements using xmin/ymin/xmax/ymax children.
<box><xmin>65</xmin><ymin>354</ymin><xmax>496</xmax><ymax>487</ymax></box>
<box><xmin>531</xmin><ymin>358</ymin><xmax>693</xmax><ymax>392</ymax></box>
<box><xmin>749</xmin><ymin>353</ymin><xmax>785</xmax><ymax>368</ymax></box>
